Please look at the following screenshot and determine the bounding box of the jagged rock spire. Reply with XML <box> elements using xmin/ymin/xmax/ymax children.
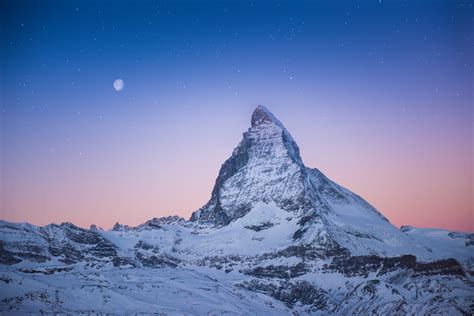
<box><xmin>191</xmin><ymin>105</ymin><xmax>306</xmax><ymax>225</ymax></box>
<box><xmin>190</xmin><ymin>105</ymin><xmax>389</xmax><ymax>231</ymax></box>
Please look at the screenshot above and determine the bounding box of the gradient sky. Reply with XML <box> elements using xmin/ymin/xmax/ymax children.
<box><xmin>1</xmin><ymin>1</ymin><xmax>472</xmax><ymax>232</ymax></box>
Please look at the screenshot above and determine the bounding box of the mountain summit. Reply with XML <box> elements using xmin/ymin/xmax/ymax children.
<box><xmin>191</xmin><ymin>105</ymin><xmax>304</xmax><ymax>225</ymax></box>
<box><xmin>251</xmin><ymin>104</ymin><xmax>284</xmax><ymax>127</ymax></box>
<box><xmin>0</xmin><ymin>105</ymin><xmax>472</xmax><ymax>314</ymax></box>
<box><xmin>190</xmin><ymin>105</ymin><xmax>421</xmax><ymax>257</ymax></box>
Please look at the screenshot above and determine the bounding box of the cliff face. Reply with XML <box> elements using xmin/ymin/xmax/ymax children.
<box><xmin>191</xmin><ymin>105</ymin><xmax>306</xmax><ymax>225</ymax></box>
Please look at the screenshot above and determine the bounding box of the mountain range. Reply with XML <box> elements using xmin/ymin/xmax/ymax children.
<box><xmin>1</xmin><ymin>105</ymin><xmax>472</xmax><ymax>314</ymax></box>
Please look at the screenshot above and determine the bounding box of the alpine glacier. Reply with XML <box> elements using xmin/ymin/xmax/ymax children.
<box><xmin>1</xmin><ymin>105</ymin><xmax>472</xmax><ymax>314</ymax></box>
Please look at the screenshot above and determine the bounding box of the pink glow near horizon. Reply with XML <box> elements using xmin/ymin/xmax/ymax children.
<box><xmin>2</xmin><ymin>103</ymin><xmax>472</xmax><ymax>232</ymax></box>
<box><xmin>2</xmin><ymin>1</ymin><xmax>472</xmax><ymax>233</ymax></box>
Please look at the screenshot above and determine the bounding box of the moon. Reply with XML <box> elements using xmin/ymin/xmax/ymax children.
<box><xmin>113</xmin><ymin>79</ymin><xmax>124</xmax><ymax>91</ymax></box>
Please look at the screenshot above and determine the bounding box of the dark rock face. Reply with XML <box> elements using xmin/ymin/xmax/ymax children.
<box><xmin>18</xmin><ymin>267</ymin><xmax>74</xmax><ymax>275</ymax></box>
<box><xmin>241</xmin><ymin>279</ymin><xmax>332</xmax><ymax>311</ymax></box>
<box><xmin>0</xmin><ymin>242</ymin><xmax>22</xmax><ymax>265</ymax></box>
<box><xmin>414</xmin><ymin>258</ymin><xmax>466</xmax><ymax>277</ymax></box>
<box><xmin>48</xmin><ymin>244</ymin><xmax>84</xmax><ymax>265</ymax></box>
<box><xmin>0</xmin><ymin>240</ymin><xmax>49</xmax><ymax>264</ymax></box>
<box><xmin>112</xmin><ymin>222</ymin><xmax>130</xmax><ymax>231</ymax></box>
<box><xmin>272</xmin><ymin>240</ymin><xmax>350</xmax><ymax>261</ymax></box>
<box><xmin>243</xmin><ymin>262</ymin><xmax>308</xmax><ymax>279</ymax></box>
<box><xmin>88</xmin><ymin>240</ymin><xmax>117</xmax><ymax>258</ymax></box>
<box><xmin>135</xmin><ymin>252</ymin><xmax>181</xmax><ymax>268</ymax></box>
<box><xmin>325</xmin><ymin>254</ymin><xmax>466</xmax><ymax>278</ymax></box>
<box><xmin>42</xmin><ymin>223</ymin><xmax>120</xmax><ymax>264</ymax></box>
<box><xmin>61</xmin><ymin>223</ymin><xmax>103</xmax><ymax>244</ymax></box>
<box><xmin>447</xmin><ymin>232</ymin><xmax>474</xmax><ymax>247</ymax></box>
<box><xmin>9</xmin><ymin>250</ymin><xmax>49</xmax><ymax>263</ymax></box>
<box><xmin>276</xmin><ymin>281</ymin><xmax>331</xmax><ymax>310</ymax></box>
<box><xmin>196</xmin><ymin>255</ymin><xmax>245</xmax><ymax>272</ymax></box>
<box><xmin>245</xmin><ymin>221</ymin><xmax>274</xmax><ymax>231</ymax></box>
<box><xmin>133</xmin><ymin>240</ymin><xmax>181</xmax><ymax>268</ymax></box>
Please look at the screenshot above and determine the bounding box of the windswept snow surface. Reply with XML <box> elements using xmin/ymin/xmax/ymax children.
<box><xmin>0</xmin><ymin>266</ymin><xmax>289</xmax><ymax>314</ymax></box>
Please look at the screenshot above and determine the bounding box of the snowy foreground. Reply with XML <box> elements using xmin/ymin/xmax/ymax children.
<box><xmin>0</xmin><ymin>214</ymin><xmax>472</xmax><ymax>314</ymax></box>
<box><xmin>1</xmin><ymin>106</ymin><xmax>473</xmax><ymax>314</ymax></box>
<box><xmin>0</xmin><ymin>265</ymin><xmax>290</xmax><ymax>314</ymax></box>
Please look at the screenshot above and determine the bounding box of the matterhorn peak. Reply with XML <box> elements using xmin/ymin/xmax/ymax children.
<box><xmin>251</xmin><ymin>105</ymin><xmax>284</xmax><ymax>128</ymax></box>
<box><xmin>191</xmin><ymin>105</ymin><xmax>393</xmax><ymax>232</ymax></box>
<box><xmin>191</xmin><ymin>105</ymin><xmax>306</xmax><ymax>225</ymax></box>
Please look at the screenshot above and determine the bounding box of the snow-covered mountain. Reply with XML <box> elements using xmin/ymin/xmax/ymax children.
<box><xmin>1</xmin><ymin>106</ymin><xmax>473</xmax><ymax>314</ymax></box>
